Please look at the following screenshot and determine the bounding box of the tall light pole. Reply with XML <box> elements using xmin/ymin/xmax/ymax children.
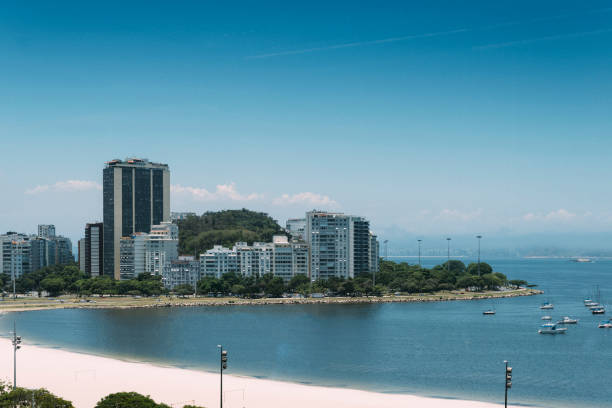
<box><xmin>504</xmin><ymin>360</ymin><xmax>512</xmax><ymax>408</ymax></box>
<box><xmin>417</xmin><ymin>239</ymin><xmax>422</xmax><ymax>267</ymax></box>
<box><xmin>384</xmin><ymin>240</ymin><xmax>388</xmax><ymax>260</ymax></box>
<box><xmin>476</xmin><ymin>235</ymin><xmax>482</xmax><ymax>276</ymax></box>
<box><xmin>218</xmin><ymin>345</ymin><xmax>228</xmax><ymax>408</ymax></box>
<box><xmin>11</xmin><ymin>321</ymin><xmax>21</xmax><ymax>389</ymax></box>
<box><xmin>446</xmin><ymin>237</ymin><xmax>451</xmax><ymax>274</ymax></box>
<box><xmin>12</xmin><ymin>269</ymin><xmax>16</xmax><ymax>300</ymax></box>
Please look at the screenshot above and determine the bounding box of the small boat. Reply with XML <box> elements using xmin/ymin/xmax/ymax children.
<box><xmin>586</xmin><ymin>302</ymin><xmax>600</xmax><ymax>308</ymax></box>
<box><xmin>557</xmin><ymin>317</ymin><xmax>578</xmax><ymax>324</ymax></box>
<box><xmin>483</xmin><ymin>310</ymin><xmax>496</xmax><ymax>315</ymax></box>
<box><xmin>538</xmin><ymin>323</ymin><xmax>567</xmax><ymax>335</ymax></box>
<box><xmin>592</xmin><ymin>307</ymin><xmax>606</xmax><ymax>315</ymax></box>
<box><xmin>540</xmin><ymin>302</ymin><xmax>554</xmax><ymax>310</ymax></box>
<box><xmin>598</xmin><ymin>321</ymin><xmax>612</xmax><ymax>328</ymax></box>
<box><xmin>541</xmin><ymin>315</ymin><xmax>552</xmax><ymax>320</ymax></box>
<box><xmin>584</xmin><ymin>298</ymin><xmax>593</xmax><ymax>304</ymax></box>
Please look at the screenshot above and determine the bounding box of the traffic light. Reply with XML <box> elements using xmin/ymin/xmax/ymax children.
<box><xmin>505</xmin><ymin>366</ymin><xmax>512</xmax><ymax>389</ymax></box>
<box><xmin>13</xmin><ymin>336</ymin><xmax>22</xmax><ymax>350</ymax></box>
<box><xmin>221</xmin><ymin>350</ymin><xmax>228</xmax><ymax>370</ymax></box>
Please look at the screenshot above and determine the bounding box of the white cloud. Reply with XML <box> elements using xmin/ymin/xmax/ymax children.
<box><xmin>171</xmin><ymin>183</ymin><xmax>263</xmax><ymax>202</ymax></box>
<box><xmin>272</xmin><ymin>192</ymin><xmax>338</xmax><ymax>207</ymax></box>
<box><xmin>433</xmin><ymin>208</ymin><xmax>483</xmax><ymax>221</ymax></box>
<box><xmin>25</xmin><ymin>180</ymin><xmax>102</xmax><ymax>195</ymax></box>
<box><xmin>522</xmin><ymin>209</ymin><xmax>577</xmax><ymax>221</ymax></box>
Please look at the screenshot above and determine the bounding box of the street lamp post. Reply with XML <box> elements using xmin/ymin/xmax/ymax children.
<box><xmin>504</xmin><ymin>360</ymin><xmax>512</xmax><ymax>408</ymax></box>
<box><xmin>476</xmin><ymin>235</ymin><xmax>482</xmax><ymax>276</ymax></box>
<box><xmin>417</xmin><ymin>239</ymin><xmax>422</xmax><ymax>267</ymax></box>
<box><xmin>218</xmin><ymin>345</ymin><xmax>228</xmax><ymax>408</ymax></box>
<box><xmin>446</xmin><ymin>237</ymin><xmax>451</xmax><ymax>273</ymax></box>
<box><xmin>11</xmin><ymin>321</ymin><xmax>21</xmax><ymax>389</ymax></box>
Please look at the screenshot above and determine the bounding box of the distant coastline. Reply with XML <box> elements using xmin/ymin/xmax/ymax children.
<box><xmin>0</xmin><ymin>288</ymin><xmax>542</xmax><ymax>313</ymax></box>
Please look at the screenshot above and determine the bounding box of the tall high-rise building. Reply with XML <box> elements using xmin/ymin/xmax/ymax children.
<box><xmin>369</xmin><ymin>232</ymin><xmax>380</xmax><ymax>274</ymax></box>
<box><xmin>285</xmin><ymin>218</ymin><xmax>306</xmax><ymax>240</ymax></box>
<box><xmin>37</xmin><ymin>224</ymin><xmax>56</xmax><ymax>239</ymax></box>
<box><xmin>103</xmin><ymin>158</ymin><xmax>170</xmax><ymax>279</ymax></box>
<box><xmin>305</xmin><ymin>211</ymin><xmax>377</xmax><ymax>280</ymax></box>
<box><xmin>78</xmin><ymin>239</ymin><xmax>86</xmax><ymax>272</ymax></box>
<box><xmin>84</xmin><ymin>223</ymin><xmax>104</xmax><ymax>277</ymax></box>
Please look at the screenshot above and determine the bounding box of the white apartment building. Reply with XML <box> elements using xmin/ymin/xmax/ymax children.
<box><xmin>162</xmin><ymin>256</ymin><xmax>200</xmax><ymax>290</ymax></box>
<box><xmin>119</xmin><ymin>222</ymin><xmax>178</xmax><ymax>280</ymax></box>
<box><xmin>305</xmin><ymin>211</ymin><xmax>377</xmax><ymax>280</ymax></box>
<box><xmin>200</xmin><ymin>236</ymin><xmax>309</xmax><ymax>282</ymax></box>
<box><xmin>200</xmin><ymin>245</ymin><xmax>238</xmax><ymax>278</ymax></box>
<box><xmin>272</xmin><ymin>236</ymin><xmax>309</xmax><ymax>281</ymax></box>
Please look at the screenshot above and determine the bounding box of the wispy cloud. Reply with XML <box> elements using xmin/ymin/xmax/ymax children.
<box><xmin>247</xmin><ymin>8</ymin><xmax>612</xmax><ymax>59</ymax></box>
<box><xmin>25</xmin><ymin>180</ymin><xmax>101</xmax><ymax>195</ymax></box>
<box><xmin>523</xmin><ymin>209</ymin><xmax>578</xmax><ymax>221</ymax></box>
<box><xmin>171</xmin><ymin>183</ymin><xmax>263</xmax><ymax>202</ymax></box>
<box><xmin>474</xmin><ymin>28</ymin><xmax>612</xmax><ymax>50</ymax></box>
<box><xmin>247</xmin><ymin>28</ymin><xmax>469</xmax><ymax>59</ymax></box>
<box><xmin>272</xmin><ymin>192</ymin><xmax>338</xmax><ymax>207</ymax></box>
<box><xmin>433</xmin><ymin>208</ymin><xmax>483</xmax><ymax>221</ymax></box>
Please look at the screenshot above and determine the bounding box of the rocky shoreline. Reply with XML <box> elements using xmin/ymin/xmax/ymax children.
<box><xmin>65</xmin><ymin>288</ymin><xmax>543</xmax><ymax>310</ymax></box>
<box><xmin>0</xmin><ymin>288</ymin><xmax>542</xmax><ymax>313</ymax></box>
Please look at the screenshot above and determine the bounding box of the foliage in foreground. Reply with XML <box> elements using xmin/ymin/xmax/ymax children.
<box><xmin>95</xmin><ymin>392</ymin><xmax>204</xmax><ymax>408</ymax></box>
<box><xmin>0</xmin><ymin>382</ymin><xmax>74</xmax><ymax>408</ymax></box>
<box><xmin>0</xmin><ymin>385</ymin><xmax>205</xmax><ymax>408</ymax></box>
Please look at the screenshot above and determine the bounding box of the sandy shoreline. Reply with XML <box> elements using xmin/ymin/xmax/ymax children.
<box><xmin>0</xmin><ymin>338</ymin><xmax>523</xmax><ymax>408</ymax></box>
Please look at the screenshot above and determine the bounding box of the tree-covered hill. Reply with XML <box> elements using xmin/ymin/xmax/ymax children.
<box><xmin>177</xmin><ymin>209</ymin><xmax>284</xmax><ymax>255</ymax></box>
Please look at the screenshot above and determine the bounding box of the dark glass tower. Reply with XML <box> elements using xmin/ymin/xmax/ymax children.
<box><xmin>103</xmin><ymin>158</ymin><xmax>170</xmax><ymax>279</ymax></box>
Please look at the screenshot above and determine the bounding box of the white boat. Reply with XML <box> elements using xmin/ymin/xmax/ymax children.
<box><xmin>538</xmin><ymin>323</ymin><xmax>567</xmax><ymax>335</ymax></box>
<box><xmin>592</xmin><ymin>307</ymin><xmax>606</xmax><ymax>315</ymax></box>
<box><xmin>541</xmin><ymin>315</ymin><xmax>552</xmax><ymax>320</ymax></box>
<box><xmin>585</xmin><ymin>302</ymin><xmax>599</xmax><ymax>308</ymax></box>
<box><xmin>483</xmin><ymin>310</ymin><xmax>496</xmax><ymax>315</ymax></box>
<box><xmin>557</xmin><ymin>317</ymin><xmax>578</xmax><ymax>324</ymax></box>
<box><xmin>598</xmin><ymin>321</ymin><xmax>612</xmax><ymax>328</ymax></box>
<box><xmin>540</xmin><ymin>302</ymin><xmax>554</xmax><ymax>310</ymax></box>
<box><xmin>584</xmin><ymin>298</ymin><xmax>593</xmax><ymax>304</ymax></box>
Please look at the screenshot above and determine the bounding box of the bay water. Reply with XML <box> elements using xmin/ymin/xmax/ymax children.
<box><xmin>1</xmin><ymin>258</ymin><xmax>611</xmax><ymax>407</ymax></box>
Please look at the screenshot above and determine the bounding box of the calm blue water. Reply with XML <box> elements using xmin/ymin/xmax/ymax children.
<box><xmin>1</xmin><ymin>258</ymin><xmax>612</xmax><ymax>408</ymax></box>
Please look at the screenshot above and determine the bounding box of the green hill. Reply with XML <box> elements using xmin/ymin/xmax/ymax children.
<box><xmin>177</xmin><ymin>209</ymin><xmax>284</xmax><ymax>255</ymax></box>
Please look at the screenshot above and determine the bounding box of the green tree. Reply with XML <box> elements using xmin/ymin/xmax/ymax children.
<box><xmin>265</xmin><ymin>277</ymin><xmax>285</xmax><ymax>298</ymax></box>
<box><xmin>40</xmin><ymin>277</ymin><xmax>66</xmax><ymax>297</ymax></box>
<box><xmin>509</xmin><ymin>279</ymin><xmax>527</xmax><ymax>289</ymax></box>
<box><xmin>467</xmin><ymin>262</ymin><xmax>493</xmax><ymax>276</ymax></box>
<box><xmin>95</xmin><ymin>392</ymin><xmax>170</xmax><ymax>408</ymax></box>
<box><xmin>0</xmin><ymin>386</ymin><xmax>74</xmax><ymax>408</ymax></box>
<box><xmin>456</xmin><ymin>275</ymin><xmax>477</xmax><ymax>290</ymax></box>
<box><xmin>288</xmin><ymin>274</ymin><xmax>310</xmax><ymax>291</ymax></box>
<box><xmin>174</xmin><ymin>284</ymin><xmax>195</xmax><ymax>297</ymax></box>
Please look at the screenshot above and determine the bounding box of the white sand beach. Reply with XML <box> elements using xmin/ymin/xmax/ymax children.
<box><xmin>0</xmin><ymin>338</ymin><xmax>517</xmax><ymax>408</ymax></box>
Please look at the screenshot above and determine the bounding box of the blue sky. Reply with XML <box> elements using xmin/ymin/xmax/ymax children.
<box><xmin>1</xmin><ymin>1</ymin><xmax>611</xmax><ymax>251</ymax></box>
